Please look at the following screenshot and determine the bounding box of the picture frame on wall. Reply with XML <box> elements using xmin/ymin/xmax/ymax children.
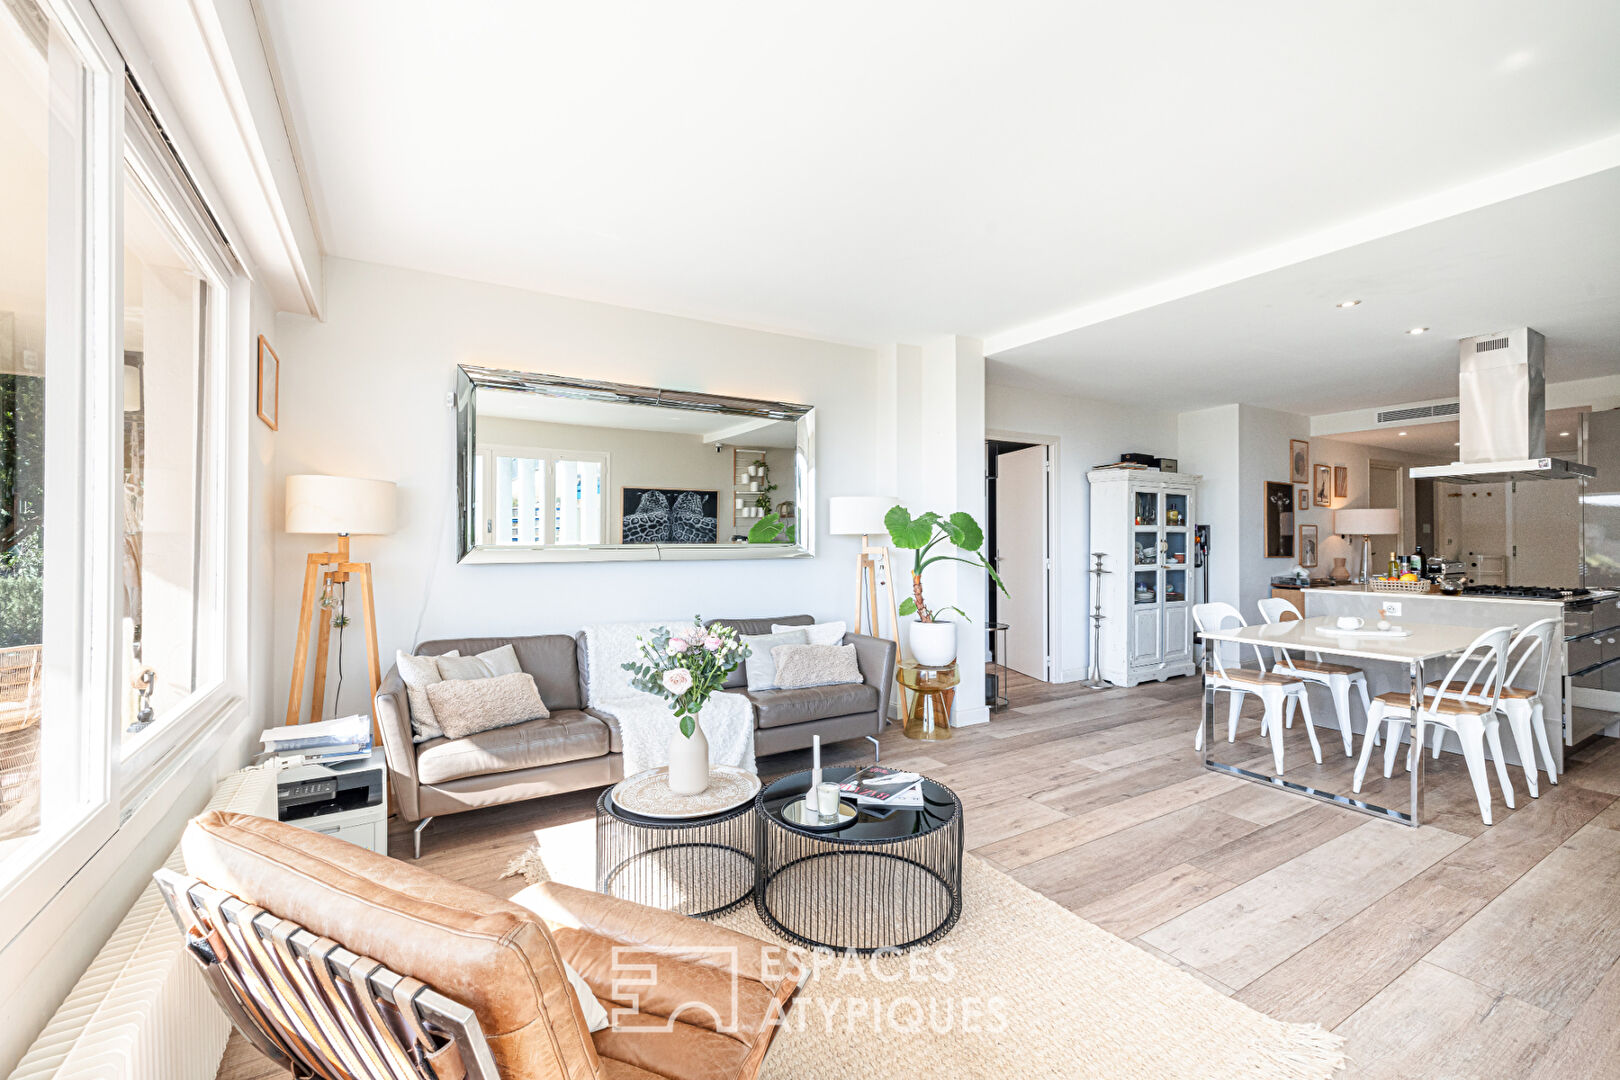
<box><xmin>1299</xmin><ymin>523</ymin><xmax>1318</xmax><ymax>568</ymax></box>
<box><xmin>1290</xmin><ymin>439</ymin><xmax>1309</xmax><ymax>484</ymax></box>
<box><xmin>1297</xmin><ymin>487</ymin><xmax>1309</xmax><ymax>511</ymax></box>
<box><xmin>1265</xmin><ymin>481</ymin><xmax>1295</xmax><ymax>558</ymax></box>
<box><xmin>256</xmin><ymin>335</ymin><xmax>279</xmax><ymax>431</ymax></box>
<box><xmin>1313</xmin><ymin>463</ymin><xmax>1332</xmax><ymax>507</ymax></box>
<box><xmin>1333</xmin><ymin>464</ymin><xmax>1348</xmax><ymax>499</ymax></box>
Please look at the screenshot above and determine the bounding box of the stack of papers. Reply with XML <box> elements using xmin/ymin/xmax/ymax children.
<box><xmin>261</xmin><ymin>714</ymin><xmax>373</xmax><ymax>764</ymax></box>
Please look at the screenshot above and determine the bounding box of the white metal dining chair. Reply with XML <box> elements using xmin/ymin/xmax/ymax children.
<box><xmin>1193</xmin><ymin>602</ymin><xmax>1322</xmax><ymax>774</ymax></box>
<box><xmin>1354</xmin><ymin>624</ymin><xmax>1516</xmax><ymax>825</ymax></box>
<box><xmin>1425</xmin><ymin>616</ymin><xmax>1561</xmax><ymax>797</ymax></box>
<box><xmin>1255</xmin><ymin>596</ymin><xmax>1377</xmax><ymax>757</ymax></box>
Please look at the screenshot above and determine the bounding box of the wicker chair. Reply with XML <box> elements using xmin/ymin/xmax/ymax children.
<box><xmin>0</xmin><ymin>644</ymin><xmax>42</xmax><ymax>734</ymax></box>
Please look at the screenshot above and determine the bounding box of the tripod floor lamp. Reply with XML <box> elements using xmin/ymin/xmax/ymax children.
<box><xmin>828</xmin><ymin>496</ymin><xmax>900</xmax><ymax>644</ymax></box>
<box><xmin>284</xmin><ymin>475</ymin><xmax>397</xmax><ymax>734</ymax></box>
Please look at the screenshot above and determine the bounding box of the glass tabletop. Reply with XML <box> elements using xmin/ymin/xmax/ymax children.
<box><xmin>759</xmin><ymin>766</ymin><xmax>959</xmax><ymax>841</ymax></box>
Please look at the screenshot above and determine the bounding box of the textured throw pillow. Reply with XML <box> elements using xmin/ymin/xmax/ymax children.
<box><xmin>436</xmin><ymin>644</ymin><xmax>522</xmax><ymax>681</ymax></box>
<box><xmin>773</xmin><ymin>620</ymin><xmax>847</xmax><ymax>646</ymax></box>
<box><xmin>424</xmin><ymin>672</ymin><xmax>550</xmax><ymax>740</ymax></box>
<box><xmin>742</xmin><ymin>628</ymin><xmax>810</xmax><ymax>691</ymax></box>
<box><xmin>564</xmin><ymin>960</ymin><xmax>610</xmax><ymax>1032</ymax></box>
<box><xmin>772</xmin><ymin>643</ymin><xmax>863</xmax><ymax>689</ymax></box>
<box><xmin>397</xmin><ymin>649</ymin><xmax>460</xmax><ymax>743</ymax></box>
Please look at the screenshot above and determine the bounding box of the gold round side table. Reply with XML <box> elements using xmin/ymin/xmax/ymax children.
<box><xmin>897</xmin><ymin>662</ymin><xmax>959</xmax><ymax>740</ymax></box>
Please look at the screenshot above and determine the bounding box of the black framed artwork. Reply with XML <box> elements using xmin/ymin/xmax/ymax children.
<box><xmin>1265</xmin><ymin>481</ymin><xmax>1295</xmax><ymax>558</ymax></box>
<box><xmin>621</xmin><ymin>488</ymin><xmax>718</xmax><ymax>543</ymax></box>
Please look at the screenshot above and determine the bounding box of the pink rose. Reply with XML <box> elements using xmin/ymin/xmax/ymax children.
<box><xmin>667</xmin><ymin>637</ymin><xmax>690</xmax><ymax>654</ymax></box>
<box><xmin>661</xmin><ymin>668</ymin><xmax>694</xmax><ymax>695</ymax></box>
<box><xmin>683</xmin><ymin>624</ymin><xmax>709</xmax><ymax>644</ymax></box>
<box><xmin>704</xmin><ymin>635</ymin><xmax>723</xmax><ymax>651</ymax></box>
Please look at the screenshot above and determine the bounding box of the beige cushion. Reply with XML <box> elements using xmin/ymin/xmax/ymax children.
<box><xmin>397</xmin><ymin>649</ymin><xmax>458</xmax><ymax>742</ymax></box>
<box><xmin>772</xmin><ymin>643</ymin><xmax>862</xmax><ymax>689</ymax></box>
<box><xmin>425</xmin><ymin>672</ymin><xmax>550</xmax><ymax>740</ymax></box>
<box><xmin>772</xmin><ymin>620</ymin><xmax>847</xmax><ymax>646</ymax></box>
<box><xmin>741</xmin><ymin>629</ymin><xmax>809</xmax><ymax>691</ymax></box>
<box><xmin>416</xmin><ymin>710</ymin><xmax>610</xmax><ymax>784</ymax></box>
<box><xmin>437</xmin><ymin>644</ymin><xmax>523</xmax><ymax>681</ymax></box>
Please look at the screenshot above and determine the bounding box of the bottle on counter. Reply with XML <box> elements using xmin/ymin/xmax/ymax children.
<box><xmin>1411</xmin><ymin>545</ymin><xmax>1426</xmax><ymax>577</ymax></box>
<box><xmin>1388</xmin><ymin>552</ymin><xmax>1399</xmax><ymax>578</ymax></box>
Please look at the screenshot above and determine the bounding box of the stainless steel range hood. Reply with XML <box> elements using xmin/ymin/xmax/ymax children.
<box><xmin>1410</xmin><ymin>327</ymin><xmax>1595</xmax><ymax>484</ymax></box>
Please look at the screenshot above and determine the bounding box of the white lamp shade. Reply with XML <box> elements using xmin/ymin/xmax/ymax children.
<box><xmin>1333</xmin><ymin>508</ymin><xmax>1399</xmax><ymax>535</ymax></box>
<box><xmin>285</xmin><ymin>475</ymin><xmax>397</xmax><ymax>535</ymax></box>
<box><xmin>828</xmin><ymin>496</ymin><xmax>897</xmax><ymax>536</ymax></box>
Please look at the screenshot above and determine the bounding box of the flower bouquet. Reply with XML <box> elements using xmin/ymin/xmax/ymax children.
<box><xmin>623</xmin><ymin>617</ymin><xmax>752</xmax><ymax>795</ymax></box>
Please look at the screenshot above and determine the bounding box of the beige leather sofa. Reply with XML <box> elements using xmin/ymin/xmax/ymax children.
<box><xmin>376</xmin><ymin>614</ymin><xmax>895</xmax><ymax>853</ymax></box>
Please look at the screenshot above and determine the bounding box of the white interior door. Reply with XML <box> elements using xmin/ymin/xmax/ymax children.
<box><xmin>997</xmin><ymin>446</ymin><xmax>1048</xmax><ymax>680</ymax></box>
<box><xmin>1510</xmin><ymin>478</ymin><xmax>1580</xmax><ymax>586</ymax></box>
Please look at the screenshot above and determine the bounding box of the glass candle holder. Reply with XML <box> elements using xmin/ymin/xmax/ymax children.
<box><xmin>816</xmin><ymin>782</ymin><xmax>841</xmax><ymax>816</ymax></box>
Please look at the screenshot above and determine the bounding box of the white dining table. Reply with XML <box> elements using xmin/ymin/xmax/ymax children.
<box><xmin>1198</xmin><ymin>616</ymin><xmax>1495</xmax><ymax>827</ymax></box>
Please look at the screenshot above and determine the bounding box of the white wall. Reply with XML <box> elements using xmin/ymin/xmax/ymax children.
<box><xmin>274</xmin><ymin>258</ymin><xmax>886</xmax><ymax>720</ymax></box>
<box><xmin>986</xmin><ymin>383</ymin><xmax>1179</xmax><ymax>680</ymax></box>
<box><xmin>1177</xmin><ymin>405</ymin><xmax>1241</xmax><ymax>609</ymax></box>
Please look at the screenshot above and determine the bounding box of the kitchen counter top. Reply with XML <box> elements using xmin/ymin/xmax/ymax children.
<box><xmin>1320</xmin><ymin>585</ymin><xmax>1567</xmax><ymax>607</ymax></box>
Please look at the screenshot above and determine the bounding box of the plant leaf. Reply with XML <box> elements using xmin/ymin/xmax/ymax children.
<box><xmin>898</xmin><ymin>597</ymin><xmax>918</xmax><ymax>616</ymax></box>
<box><xmin>884</xmin><ymin>506</ymin><xmax>934</xmax><ymax>549</ymax></box>
<box><xmin>680</xmin><ymin>714</ymin><xmax>695</xmax><ymax>738</ymax></box>
<box><xmin>948</xmin><ymin>511</ymin><xmax>984</xmax><ymax>552</ymax></box>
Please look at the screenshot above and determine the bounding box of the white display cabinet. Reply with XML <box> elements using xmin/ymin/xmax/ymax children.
<box><xmin>1087</xmin><ymin>469</ymin><xmax>1201</xmax><ymax>686</ymax></box>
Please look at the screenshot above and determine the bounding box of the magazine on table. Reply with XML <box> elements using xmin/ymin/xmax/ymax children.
<box><xmin>839</xmin><ymin>765</ymin><xmax>924</xmax><ymax>807</ymax></box>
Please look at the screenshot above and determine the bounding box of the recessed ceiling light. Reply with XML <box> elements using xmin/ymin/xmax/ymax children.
<box><xmin>1454</xmin><ymin>441</ymin><xmax>1461</xmax><ymax>447</ymax></box>
<box><xmin>1337</xmin><ymin>299</ymin><xmax>1361</xmax><ymax>308</ymax></box>
<box><xmin>1398</xmin><ymin>431</ymin><xmax>1408</xmax><ymax>437</ymax></box>
<box><xmin>1406</xmin><ymin>327</ymin><xmax>1428</xmax><ymax>335</ymax></box>
<box><xmin>1559</xmin><ymin>431</ymin><xmax>1571</xmax><ymax>436</ymax></box>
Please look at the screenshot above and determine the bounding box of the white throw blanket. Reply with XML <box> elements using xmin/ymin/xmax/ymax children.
<box><xmin>580</xmin><ymin>621</ymin><xmax>756</xmax><ymax>777</ymax></box>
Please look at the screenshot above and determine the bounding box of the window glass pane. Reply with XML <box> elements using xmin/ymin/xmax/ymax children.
<box><xmin>120</xmin><ymin>181</ymin><xmax>208</xmax><ymax>750</ymax></box>
<box><xmin>554</xmin><ymin>458</ymin><xmax>602</xmax><ymax>544</ymax></box>
<box><xmin>494</xmin><ymin>455</ymin><xmax>544</xmax><ymax>544</ymax></box>
<box><xmin>0</xmin><ymin>0</ymin><xmax>52</xmax><ymax>846</ymax></box>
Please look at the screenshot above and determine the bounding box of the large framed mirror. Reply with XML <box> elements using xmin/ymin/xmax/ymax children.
<box><xmin>455</xmin><ymin>365</ymin><xmax>815</xmax><ymax>563</ymax></box>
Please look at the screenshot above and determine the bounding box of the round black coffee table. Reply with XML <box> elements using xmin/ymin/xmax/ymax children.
<box><xmin>755</xmin><ymin>767</ymin><xmax>963</xmax><ymax>953</ymax></box>
<box><xmin>594</xmin><ymin>789</ymin><xmax>755</xmax><ymax>918</ymax></box>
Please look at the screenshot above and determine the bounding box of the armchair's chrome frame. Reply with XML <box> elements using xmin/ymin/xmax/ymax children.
<box><xmin>455</xmin><ymin>365</ymin><xmax>816</xmax><ymax>564</ymax></box>
<box><xmin>154</xmin><ymin>869</ymin><xmax>501</xmax><ymax>1080</ymax></box>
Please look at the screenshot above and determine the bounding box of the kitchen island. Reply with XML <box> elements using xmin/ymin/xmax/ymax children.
<box><xmin>1300</xmin><ymin>587</ymin><xmax>1571</xmax><ymax>771</ymax></box>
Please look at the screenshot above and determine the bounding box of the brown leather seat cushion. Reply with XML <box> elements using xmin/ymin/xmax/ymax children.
<box><xmin>744</xmin><ymin>683</ymin><xmax>878</xmax><ymax>728</ymax></box>
<box><xmin>181</xmin><ymin>811</ymin><xmax>600</xmax><ymax>1080</ymax></box>
<box><xmin>415</xmin><ymin>634</ymin><xmax>584</xmax><ymax>710</ymax></box>
<box><xmin>709</xmin><ymin>616</ymin><xmax>813</xmax><ymax>690</ymax></box>
<box><xmin>416</xmin><ymin>709</ymin><xmax>611</xmax><ymax>784</ymax></box>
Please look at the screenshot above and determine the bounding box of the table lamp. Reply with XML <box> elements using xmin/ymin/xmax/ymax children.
<box><xmin>828</xmin><ymin>496</ymin><xmax>900</xmax><ymax>641</ymax></box>
<box><xmin>1333</xmin><ymin>507</ymin><xmax>1400</xmax><ymax>585</ymax></box>
<box><xmin>284</xmin><ymin>474</ymin><xmax>397</xmax><ymax>728</ymax></box>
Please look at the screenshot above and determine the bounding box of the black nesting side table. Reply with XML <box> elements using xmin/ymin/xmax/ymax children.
<box><xmin>754</xmin><ymin>766</ymin><xmax>963</xmax><ymax>953</ymax></box>
<box><xmin>594</xmin><ymin>789</ymin><xmax>756</xmax><ymax>918</ymax></box>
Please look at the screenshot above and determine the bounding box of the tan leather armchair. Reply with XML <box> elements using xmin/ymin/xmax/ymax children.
<box><xmin>175</xmin><ymin>811</ymin><xmax>805</xmax><ymax>1080</ymax></box>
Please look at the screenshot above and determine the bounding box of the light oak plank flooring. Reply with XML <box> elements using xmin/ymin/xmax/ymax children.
<box><xmin>218</xmin><ymin>672</ymin><xmax>1620</xmax><ymax>1079</ymax></box>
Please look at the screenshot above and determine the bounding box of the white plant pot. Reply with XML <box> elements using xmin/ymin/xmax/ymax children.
<box><xmin>667</xmin><ymin>716</ymin><xmax>710</xmax><ymax>795</ymax></box>
<box><xmin>908</xmin><ymin>621</ymin><xmax>959</xmax><ymax>667</ymax></box>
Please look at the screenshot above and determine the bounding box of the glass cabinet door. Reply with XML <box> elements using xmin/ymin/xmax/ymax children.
<box><xmin>1165</xmin><ymin>569</ymin><xmax>1187</xmax><ymax>604</ymax></box>
<box><xmin>1134</xmin><ymin>531</ymin><xmax>1159</xmax><ymax>566</ymax></box>
<box><xmin>1163</xmin><ymin>531</ymin><xmax>1187</xmax><ymax>566</ymax></box>
<box><xmin>1164</xmin><ymin>492</ymin><xmax>1188</xmax><ymax>528</ymax></box>
<box><xmin>1134</xmin><ymin>571</ymin><xmax>1158</xmax><ymax>605</ymax></box>
<box><xmin>1134</xmin><ymin>490</ymin><xmax>1158</xmax><ymax>527</ymax></box>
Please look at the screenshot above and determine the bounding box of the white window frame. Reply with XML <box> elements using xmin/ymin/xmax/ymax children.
<box><xmin>476</xmin><ymin>444</ymin><xmax>610</xmax><ymax>547</ymax></box>
<box><xmin>0</xmin><ymin>0</ymin><xmax>251</xmax><ymax>947</ymax></box>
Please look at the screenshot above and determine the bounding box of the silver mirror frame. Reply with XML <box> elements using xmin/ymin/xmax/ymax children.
<box><xmin>455</xmin><ymin>365</ymin><xmax>816</xmax><ymax>564</ymax></box>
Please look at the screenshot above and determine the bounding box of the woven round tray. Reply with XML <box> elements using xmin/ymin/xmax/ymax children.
<box><xmin>610</xmin><ymin>765</ymin><xmax>761</xmax><ymax>820</ymax></box>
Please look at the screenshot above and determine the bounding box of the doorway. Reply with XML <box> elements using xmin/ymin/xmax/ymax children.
<box><xmin>986</xmin><ymin>439</ymin><xmax>1051</xmax><ymax>686</ymax></box>
<box><xmin>1367</xmin><ymin>460</ymin><xmax>1404</xmax><ymax>566</ymax></box>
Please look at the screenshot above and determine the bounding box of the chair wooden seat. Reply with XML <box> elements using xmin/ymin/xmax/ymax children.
<box><xmin>1283</xmin><ymin>659</ymin><xmax>1363</xmax><ymax>677</ymax></box>
<box><xmin>1424</xmin><ymin>679</ymin><xmax>1535</xmax><ymax>700</ymax></box>
<box><xmin>1373</xmin><ymin>689</ymin><xmax>1491</xmax><ymax>716</ymax></box>
<box><xmin>1218</xmin><ymin>667</ymin><xmax>1302</xmax><ymax>688</ymax></box>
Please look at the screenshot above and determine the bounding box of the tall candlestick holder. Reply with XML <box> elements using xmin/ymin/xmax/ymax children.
<box><xmin>1083</xmin><ymin>553</ymin><xmax>1111</xmax><ymax>689</ymax></box>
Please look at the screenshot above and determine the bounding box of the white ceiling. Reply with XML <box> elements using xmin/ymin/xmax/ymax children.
<box><xmin>260</xmin><ymin>1</ymin><xmax>1620</xmax><ymax>352</ymax></box>
<box><xmin>478</xmin><ymin>389</ymin><xmax>797</xmax><ymax>446</ymax></box>
<box><xmin>1330</xmin><ymin>406</ymin><xmax>1588</xmax><ymax>463</ymax></box>
<box><xmin>989</xmin><ymin>167</ymin><xmax>1620</xmax><ymax>412</ymax></box>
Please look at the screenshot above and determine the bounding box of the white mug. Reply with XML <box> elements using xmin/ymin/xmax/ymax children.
<box><xmin>1335</xmin><ymin>616</ymin><xmax>1364</xmax><ymax>630</ymax></box>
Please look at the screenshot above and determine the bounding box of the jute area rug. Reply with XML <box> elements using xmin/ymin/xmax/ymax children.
<box><xmin>504</xmin><ymin>843</ymin><xmax>1345</xmax><ymax>1080</ymax></box>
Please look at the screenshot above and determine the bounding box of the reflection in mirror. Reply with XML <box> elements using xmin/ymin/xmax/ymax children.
<box><xmin>456</xmin><ymin>367</ymin><xmax>813</xmax><ymax>563</ymax></box>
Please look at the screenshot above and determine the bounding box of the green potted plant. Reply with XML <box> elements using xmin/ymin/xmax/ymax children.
<box><xmin>884</xmin><ymin>506</ymin><xmax>1006</xmax><ymax>666</ymax></box>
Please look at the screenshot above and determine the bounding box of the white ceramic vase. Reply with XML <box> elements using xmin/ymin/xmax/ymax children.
<box><xmin>908</xmin><ymin>620</ymin><xmax>958</xmax><ymax>667</ymax></box>
<box><xmin>667</xmin><ymin>715</ymin><xmax>710</xmax><ymax>796</ymax></box>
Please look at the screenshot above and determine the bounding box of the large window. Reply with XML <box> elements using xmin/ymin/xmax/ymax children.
<box><xmin>475</xmin><ymin>446</ymin><xmax>608</xmax><ymax>546</ymax></box>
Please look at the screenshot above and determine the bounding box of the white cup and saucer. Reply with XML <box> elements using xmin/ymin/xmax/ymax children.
<box><xmin>1334</xmin><ymin>616</ymin><xmax>1364</xmax><ymax>631</ymax></box>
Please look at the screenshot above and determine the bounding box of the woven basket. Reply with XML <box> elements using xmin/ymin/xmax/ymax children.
<box><xmin>1367</xmin><ymin>577</ymin><xmax>1433</xmax><ymax>594</ymax></box>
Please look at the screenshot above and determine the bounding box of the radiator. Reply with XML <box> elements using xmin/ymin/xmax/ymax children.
<box><xmin>10</xmin><ymin>767</ymin><xmax>277</xmax><ymax>1080</ymax></box>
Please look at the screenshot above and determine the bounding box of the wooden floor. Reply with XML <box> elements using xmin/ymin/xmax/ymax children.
<box><xmin>217</xmin><ymin>671</ymin><xmax>1620</xmax><ymax>1079</ymax></box>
